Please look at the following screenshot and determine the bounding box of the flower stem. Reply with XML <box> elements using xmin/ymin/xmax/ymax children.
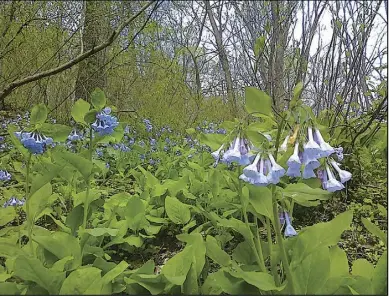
<box><xmin>25</xmin><ymin>153</ymin><xmax>33</xmax><ymax>254</ymax></box>
<box><xmin>265</xmin><ymin>217</ymin><xmax>280</xmax><ymax>285</ymax></box>
<box><xmin>83</xmin><ymin>128</ymin><xmax>93</xmax><ymax>229</ymax></box>
<box><xmin>271</xmin><ymin>185</ymin><xmax>297</xmax><ymax>294</ymax></box>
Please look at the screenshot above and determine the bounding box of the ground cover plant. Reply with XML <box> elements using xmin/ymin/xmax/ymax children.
<box><xmin>0</xmin><ymin>86</ymin><xmax>386</xmax><ymax>295</ymax></box>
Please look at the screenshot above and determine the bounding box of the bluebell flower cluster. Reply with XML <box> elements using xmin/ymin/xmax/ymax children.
<box><xmin>113</xmin><ymin>143</ymin><xmax>130</xmax><ymax>152</ymax></box>
<box><xmin>143</xmin><ymin>119</ymin><xmax>152</xmax><ymax>132</ymax></box>
<box><xmin>0</xmin><ymin>170</ymin><xmax>11</xmax><ymax>181</ymax></box>
<box><xmin>68</xmin><ymin>130</ymin><xmax>82</xmax><ymax>141</ymax></box>
<box><xmin>3</xmin><ymin>196</ymin><xmax>25</xmax><ymax>208</ymax></box>
<box><xmin>280</xmin><ymin>127</ymin><xmax>351</xmax><ymax>192</ymax></box>
<box><xmin>282</xmin><ymin>212</ymin><xmax>298</xmax><ymax>237</ymax></box>
<box><xmin>92</xmin><ymin>107</ymin><xmax>119</xmax><ymax>136</ymax></box>
<box><xmin>16</xmin><ymin>132</ymin><xmax>53</xmax><ymax>154</ymax></box>
<box><xmin>211</xmin><ymin>135</ymin><xmax>253</xmax><ymax>166</ymax></box>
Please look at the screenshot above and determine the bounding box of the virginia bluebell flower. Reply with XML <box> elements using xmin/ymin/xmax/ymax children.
<box><xmin>0</xmin><ymin>170</ymin><xmax>11</xmax><ymax>181</ymax></box>
<box><xmin>268</xmin><ymin>153</ymin><xmax>285</xmax><ymax>178</ymax></box>
<box><xmin>334</xmin><ymin>147</ymin><xmax>344</xmax><ymax>161</ymax></box>
<box><xmin>302</xmin><ymin>165</ymin><xmax>316</xmax><ymax>179</ymax></box>
<box><xmin>303</xmin><ymin>127</ymin><xmax>321</xmax><ymax>158</ymax></box>
<box><xmin>317</xmin><ymin>169</ymin><xmax>328</xmax><ymax>190</ymax></box>
<box><xmin>150</xmin><ymin>138</ymin><xmax>156</xmax><ymax>146</ymax></box>
<box><xmin>284</xmin><ymin>212</ymin><xmax>298</xmax><ymax>237</ymax></box>
<box><xmin>329</xmin><ymin>159</ymin><xmax>352</xmax><ymax>183</ymax></box>
<box><xmin>143</xmin><ymin>119</ymin><xmax>152</xmax><ymax>132</ymax></box>
<box><xmin>164</xmin><ymin>146</ymin><xmax>169</xmax><ymax>152</ymax></box>
<box><xmin>18</xmin><ymin>132</ymin><xmax>53</xmax><ymax>154</ymax></box>
<box><xmin>105</xmin><ymin>163</ymin><xmax>110</xmax><ymax>169</ymax></box>
<box><xmin>211</xmin><ymin>144</ymin><xmax>224</xmax><ymax>161</ymax></box>
<box><xmin>149</xmin><ymin>159</ymin><xmax>155</xmax><ymax>165</ymax></box>
<box><xmin>128</xmin><ymin>138</ymin><xmax>135</xmax><ymax>145</ymax></box>
<box><xmin>279</xmin><ymin>135</ymin><xmax>290</xmax><ymax>152</ymax></box>
<box><xmin>324</xmin><ymin>164</ymin><xmax>344</xmax><ymax>192</ymax></box>
<box><xmin>138</xmin><ymin>140</ymin><xmax>145</xmax><ymax>147</ymax></box>
<box><xmin>223</xmin><ymin>136</ymin><xmax>252</xmax><ymax>165</ymax></box>
<box><xmin>254</xmin><ymin>158</ymin><xmax>269</xmax><ymax>186</ymax></box>
<box><xmin>314</xmin><ymin>128</ymin><xmax>334</xmax><ymax>157</ymax></box>
<box><xmin>3</xmin><ymin>196</ymin><xmax>25</xmax><ymax>208</ymax></box>
<box><xmin>92</xmin><ymin>107</ymin><xmax>119</xmax><ymax>136</ymax></box>
<box><xmin>68</xmin><ymin>130</ymin><xmax>82</xmax><ymax>141</ymax></box>
<box><xmin>286</xmin><ymin>142</ymin><xmax>302</xmax><ymax>177</ymax></box>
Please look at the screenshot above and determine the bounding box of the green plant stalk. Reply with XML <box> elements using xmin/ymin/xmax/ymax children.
<box><xmin>16</xmin><ymin>208</ymin><xmax>21</xmax><ymax>249</ymax></box>
<box><xmin>254</xmin><ymin>220</ymin><xmax>268</xmax><ymax>273</ymax></box>
<box><xmin>271</xmin><ymin>185</ymin><xmax>297</xmax><ymax>294</ymax></box>
<box><xmin>238</xmin><ymin>167</ymin><xmax>266</xmax><ymax>273</ymax></box>
<box><xmin>83</xmin><ymin>127</ymin><xmax>93</xmax><ymax>229</ymax></box>
<box><xmin>25</xmin><ymin>153</ymin><xmax>33</xmax><ymax>254</ymax></box>
<box><xmin>265</xmin><ymin>217</ymin><xmax>280</xmax><ymax>286</ymax></box>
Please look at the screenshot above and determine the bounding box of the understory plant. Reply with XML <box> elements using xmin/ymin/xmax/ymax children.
<box><xmin>0</xmin><ymin>86</ymin><xmax>386</xmax><ymax>295</ymax></box>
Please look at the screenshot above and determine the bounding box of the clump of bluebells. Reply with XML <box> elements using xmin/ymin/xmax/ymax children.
<box><xmin>3</xmin><ymin>196</ymin><xmax>25</xmax><ymax>208</ymax></box>
<box><xmin>15</xmin><ymin>132</ymin><xmax>53</xmax><ymax>154</ymax></box>
<box><xmin>0</xmin><ymin>170</ymin><xmax>11</xmax><ymax>181</ymax></box>
<box><xmin>92</xmin><ymin>107</ymin><xmax>119</xmax><ymax>136</ymax></box>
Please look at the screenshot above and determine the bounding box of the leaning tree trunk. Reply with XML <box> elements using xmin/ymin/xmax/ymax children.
<box><xmin>74</xmin><ymin>1</ymin><xmax>110</xmax><ymax>102</ymax></box>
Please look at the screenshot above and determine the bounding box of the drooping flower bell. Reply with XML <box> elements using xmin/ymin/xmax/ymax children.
<box><xmin>279</xmin><ymin>135</ymin><xmax>290</xmax><ymax>152</ymax></box>
<box><xmin>314</xmin><ymin>128</ymin><xmax>335</xmax><ymax>157</ymax></box>
<box><xmin>68</xmin><ymin>130</ymin><xmax>82</xmax><ymax>141</ymax></box>
<box><xmin>329</xmin><ymin>159</ymin><xmax>352</xmax><ymax>183</ymax></box>
<box><xmin>211</xmin><ymin>144</ymin><xmax>224</xmax><ymax>160</ymax></box>
<box><xmin>286</xmin><ymin>142</ymin><xmax>301</xmax><ymax>177</ymax></box>
<box><xmin>324</xmin><ymin>164</ymin><xmax>344</xmax><ymax>192</ymax></box>
<box><xmin>222</xmin><ymin>136</ymin><xmax>252</xmax><ymax>165</ymax></box>
<box><xmin>92</xmin><ymin>107</ymin><xmax>119</xmax><ymax>136</ymax></box>
<box><xmin>18</xmin><ymin>132</ymin><xmax>53</xmax><ymax>154</ymax></box>
<box><xmin>303</xmin><ymin>127</ymin><xmax>321</xmax><ymax>158</ymax></box>
<box><xmin>284</xmin><ymin>212</ymin><xmax>298</xmax><ymax>237</ymax></box>
<box><xmin>0</xmin><ymin>170</ymin><xmax>11</xmax><ymax>182</ymax></box>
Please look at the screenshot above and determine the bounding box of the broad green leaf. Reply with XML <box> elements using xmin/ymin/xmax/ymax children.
<box><xmin>0</xmin><ymin>207</ymin><xmax>17</xmax><ymax>227</ymax></box>
<box><xmin>205</xmin><ymin>236</ymin><xmax>231</xmax><ymax>267</ymax></box>
<box><xmin>40</xmin><ymin>123</ymin><xmax>72</xmax><ymax>142</ymax></box>
<box><xmin>14</xmin><ymin>255</ymin><xmax>65</xmax><ymax>294</ymax></box>
<box><xmin>254</xmin><ymin>36</ymin><xmax>266</xmax><ymax>58</ymax></box>
<box><xmin>30</xmin><ymin>104</ymin><xmax>48</xmax><ymax>125</ymax></box>
<box><xmin>372</xmin><ymin>251</ymin><xmax>387</xmax><ymax>294</ymax></box>
<box><xmin>283</xmin><ymin>183</ymin><xmax>331</xmax><ymax>207</ymax></box>
<box><xmin>161</xmin><ymin>245</ymin><xmax>193</xmax><ymax>285</ymax></box>
<box><xmin>232</xmin><ymin>269</ymin><xmax>286</xmax><ymax>291</ymax></box>
<box><xmin>232</xmin><ymin>241</ymin><xmax>256</xmax><ymax>265</ymax></box>
<box><xmin>182</xmin><ymin>262</ymin><xmax>199</xmax><ymax>294</ymax></box>
<box><xmin>292</xmin><ymin>246</ymin><xmax>330</xmax><ymax>294</ymax></box>
<box><xmin>352</xmin><ymin>259</ymin><xmax>374</xmax><ymax>279</ymax></box>
<box><xmin>57</xmin><ymin>151</ymin><xmax>93</xmax><ymax>181</ymax></box>
<box><xmin>128</xmin><ymin>274</ymin><xmax>166</xmax><ymax>295</ymax></box>
<box><xmin>248</xmin><ymin>185</ymin><xmax>274</xmax><ymax>222</ymax></box>
<box><xmin>176</xmin><ymin>233</ymin><xmax>206</xmax><ymax>276</ymax></box>
<box><xmin>33</xmin><ymin>231</ymin><xmax>82</xmax><ymax>270</ymax></box>
<box><xmin>30</xmin><ymin>163</ymin><xmax>64</xmax><ymax>196</ymax></box>
<box><xmin>0</xmin><ymin>282</ymin><xmax>21</xmax><ymax>295</ymax></box>
<box><xmin>59</xmin><ymin>267</ymin><xmax>102</xmax><ymax>294</ymax></box>
<box><xmin>165</xmin><ymin>196</ymin><xmax>191</xmax><ymax>225</ymax></box>
<box><xmin>291</xmin><ymin>211</ymin><xmax>353</xmax><ymax>265</ymax></box>
<box><xmin>329</xmin><ymin>246</ymin><xmax>349</xmax><ymax>277</ymax></box>
<box><xmin>52</xmin><ymin>256</ymin><xmax>74</xmax><ymax>272</ymax></box>
<box><xmin>198</xmin><ymin>133</ymin><xmax>226</xmax><ymax>151</ymax></box>
<box><xmin>84</xmin><ymin>110</ymin><xmax>98</xmax><ymax>124</ymax></box>
<box><xmin>123</xmin><ymin>235</ymin><xmax>144</xmax><ymax>248</ymax></box>
<box><xmin>82</xmin><ymin>228</ymin><xmax>119</xmax><ymax>237</ymax></box>
<box><xmin>101</xmin><ymin>261</ymin><xmax>129</xmax><ymax>286</ymax></box>
<box><xmin>245</xmin><ymin>87</ymin><xmax>272</xmax><ymax>117</ymax></box>
<box><xmin>71</xmin><ymin>99</ymin><xmax>90</xmax><ymax>125</ymax></box>
<box><xmin>290</xmin><ymin>82</ymin><xmax>303</xmax><ymax>108</ymax></box>
<box><xmin>73</xmin><ymin>189</ymin><xmax>102</xmax><ymax>208</ymax></box>
<box><xmin>361</xmin><ymin>218</ymin><xmax>387</xmax><ymax>246</ymax></box>
<box><xmin>124</xmin><ymin>196</ymin><xmax>148</xmax><ymax>231</ymax></box>
<box><xmin>90</xmin><ymin>88</ymin><xmax>107</xmax><ymax>110</ymax></box>
<box><xmin>27</xmin><ymin>183</ymin><xmax>52</xmax><ymax>223</ymax></box>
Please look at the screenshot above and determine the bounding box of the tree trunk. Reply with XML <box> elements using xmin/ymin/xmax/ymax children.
<box><xmin>74</xmin><ymin>1</ymin><xmax>110</xmax><ymax>102</ymax></box>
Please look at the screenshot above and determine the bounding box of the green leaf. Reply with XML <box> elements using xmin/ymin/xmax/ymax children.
<box><xmin>283</xmin><ymin>183</ymin><xmax>331</xmax><ymax>207</ymax></box>
<box><xmin>82</xmin><ymin>228</ymin><xmax>119</xmax><ymax>237</ymax></box>
<box><xmin>30</xmin><ymin>163</ymin><xmax>64</xmax><ymax>196</ymax></box>
<box><xmin>205</xmin><ymin>235</ymin><xmax>231</xmax><ymax>267</ymax></box>
<box><xmin>30</xmin><ymin>104</ymin><xmax>48</xmax><ymax>125</ymax></box>
<box><xmin>101</xmin><ymin>261</ymin><xmax>129</xmax><ymax>286</ymax></box>
<box><xmin>329</xmin><ymin>246</ymin><xmax>349</xmax><ymax>277</ymax></box>
<box><xmin>232</xmin><ymin>269</ymin><xmax>286</xmax><ymax>291</ymax></box>
<box><xmin>14</xmin><ymin>255</ymin><xmax>65</xmax><ymax>294</ymax></box>
<box><xmin>27</xmin><ymin>183</ymin><xmax>52</xmax><ymax>223</ymax></box>
<box><xmin>244</xmin><ymin>87</ymin><xmax>272</xmax><ymax>117</ymax></box>
<box><xmin>40</xmin><ymin>123</ymin><xmax>72</xmax><ymax>142</ymax></box>
<box><xmin>84</xmin><ymin>110</ymin><xmax>98</xmax><ymax>124</ymax></box>
<box><xmin>292</xmin><ymin>246</ymin><xmax>330</xmax><ymax>294</ymax></box>
<box><xmin>90</xmin><ymin>88</ymin><xmax>107</xmax><ymax>110</ymax></box>
<box><xmin>165</xmin><ymin>196</ymin><xmax>191</xmax><ymax>225</ymax></box>
<box><xmin>7</xmin><ymin>125</ymin><xmax>29</xmax><ymax>158</ymax></box>
<box><xmin>290</xmin><ymin>82</ymin><xmax>303</xmax><ymax>108</ymax></box>
<box><xmin>232</xmin><ymin>241</ymin><xmax>256</xmax><ymax>265</ymax></box>
<box><xmin>291</xmin><ymin>211</ymin><xmax>353</xmax><ymax>266</ymax></box>
<box><xmin>59</xmin><ymin>267</ymin><xmax>102</xmax><ymax>294</ymax></box>
<box><xmin>161</xmin><ymin>245</ymin><xmax>193</xmax><ymax>285</ymax></box>
<box><xmin>124</xmin><ymin>196</ymin><xmax>148</xmax><ymax>232</ymax></box>
<box><xmin>33</xmin><ymin>231</ymin><xmax>82</xmax><ymax>271</ymax></box>
<box><xmin>352</xmin><ymin>259</ymin><xmax>374</xmax><ymax>279</ymax></box>
<box><xmin>247</xmin><ymin>185</ymin><xmax>274</xmax><ymax>222</ymax></box>
<box><xmin>361</xmin><ymin>218</ymin><xmax>387</xmax><ymax>246</ymax></box>
<box><xmin>198</xmin><ymin>133</ymin><xmax>226</xmax><ymax>151</ymax></box>
<box><xmin>176</xmin><ymin>233</ymin><xmax>206</xmax><ymax>276</ymax></box>
<box><xmin>182</xmin><ymin>262</ymin><xmax>199</xmax><ymax>294</ymax></box>
<box><xmin>71</xmin><ymin>99</ymin><xmax>90</xmax><ymax>125</ymax></box>
<box><xmin>372</xmin><ymin>251</ymin><xmax>387</xmax><ymax>294</ymax></box>
<box><xmin>56</xmin><ymin>151</ymin><xmax>93</xmax><ymax>181</ymax></box>
<box><xmin>254</xmin><ymin>36</ymin><xmax>266</xmax><ymax>58</ymax></box>
<box><xmin>0</xmin><ymin>282</ymin><xmax>21</xmax><ymax>295</ymax></box>
<box><xmin>0</xmin><ymin>207</ymin><xmax>17</xmax><ymax>227</ymax></box>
